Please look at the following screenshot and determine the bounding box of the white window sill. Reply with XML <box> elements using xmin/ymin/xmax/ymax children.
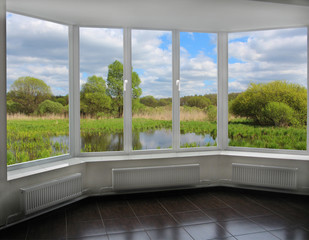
<box><xmin>7</xmin><ymin>150</ymin><xmax>309</xmax><ymax>181</ymax></box>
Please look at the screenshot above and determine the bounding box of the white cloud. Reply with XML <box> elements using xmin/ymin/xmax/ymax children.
<box><xmin>7</xmin><ymin>13</ymin><xmax>69</xmax><ymax>95</ymax></box>
<box><xmin>228</xmin><ymin>28</ymin><xmax>307</xmax><ymax>93</ymax></box>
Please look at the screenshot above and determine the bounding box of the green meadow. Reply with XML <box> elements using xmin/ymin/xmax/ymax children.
<box><xmin>7</xmin><ymin>118</ymin><xmax>307</xmax><ymax>165</ymax></box>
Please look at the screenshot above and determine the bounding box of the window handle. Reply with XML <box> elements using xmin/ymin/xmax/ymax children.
<box><xmin>176</xmin><ymin>80</ymin><xmax>180</xmax><ymax>91</ymax></box>
<box><xmin>123</xmin><ymin>80</ymin><xmax>128</xmax><ymax>92</ymax></box>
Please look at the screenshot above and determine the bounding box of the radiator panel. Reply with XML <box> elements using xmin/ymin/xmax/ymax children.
<box><xmin>113</xmin><ymin>164</ymin><xmax>200</xmax><ymax>191</ymax></box>
<box><xmin>21</xmin><ymin>173</ymin><xmax>82</xmax><ymax>215</ymax></box>
<box><xmin>232</xmin><ymin>163</ymin><xmax>297</xmax><ymax>190</ymax></box>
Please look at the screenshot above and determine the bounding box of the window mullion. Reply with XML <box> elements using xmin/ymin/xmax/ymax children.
<box><xmin>307</xmin><ymin>26</ymin><xmax>309</xmax><ymax>152</ymax></box>
<box><xmin>69</xmin><ymin>25</ymin><xmax>81</xmax><ymax>157</ymax></box>
<box><xmin>172</xmin><ymin>30</ymin><xmax>180</xmax><ymax>151</ymax></box>
<box><xmin>123</xmin><ymin>27</ymin><xmax>132</xmax><ymax>153</ymax></box>
<box><xmin>217</xmin><ymin>32</ymin><xmax>228</xmax><ymax>150</ymax></box>
<box><xmin>0</xmin><ymin>0</ymin><xmax>7</xmax><ymax>181</ymax></box>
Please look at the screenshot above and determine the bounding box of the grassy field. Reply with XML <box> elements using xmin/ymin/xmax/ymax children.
<box><xmin>6</xmin><ymin>117</ymin><xmax>307</xmax><ymax>165</ymax></box>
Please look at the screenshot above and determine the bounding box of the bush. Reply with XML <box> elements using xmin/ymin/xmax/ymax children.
<box><xmin>230</xmin><ymin>81</ymin><xmax>307</xmax><ymax>126</ymax></box>
<box><xmin>38</xmin><ymin>100</ymin><xmax>64</xmax><ymax>115</ymax></box>
<box><xmin>260</xmin><ymin>102</ymin><xmax>298</xmax><ymax>127</ymax></box>
<box><xmin>207</xmin><ymin>105</ymin><xmax>217</xmax><ymax>121</ymax></box>
<box><xmin>7</xmin><ymin>100</ymin><xmax>22</xmax><ymax>114</ymax></box>
<box><xmin>187</xmin><ymin>96</ymin><xmax>211</xmax><ymax>109</ymax></box>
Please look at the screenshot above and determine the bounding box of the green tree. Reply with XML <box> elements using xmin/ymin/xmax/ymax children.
<box><xmin>38</xmin><ymin>100</ymin><xmax>64</xmax><ymax>115</ymax></box>
<box><xmin>53</xmin><ymin>95</ymin><xmax>68</xmax><ymax>106</ymax></box>
<box><xmin>6</xmin><ymin>100</ymin><xmax>22</xmax><ymax>114</ymax></box>
<box><xmin>7</xmin><ymin>76</ymin><xmax>52</xmax><ymax>114</ymax></box>
<box><xmin>107</xmin><ymin>60</ymin><xmax>142</xmax><ymax>117</ymax></box>
<box><xmin>80</xmin><ymin>75</ymin><xmax>111</xmax><ymax>116</ymax></box>
<box><xmin>230</xmin><ymin>81</ymin><xmax>307</xmax><ymax>126</ymax></box>
<box><xmin>187</xmin><ymin>96</ymin><xmax>211</xmax><ymax>109</ymax></box>
<box><xmin>140</xmin><ymin>96</ymin><xmax>158</xmax><ymax>107</ymax></box>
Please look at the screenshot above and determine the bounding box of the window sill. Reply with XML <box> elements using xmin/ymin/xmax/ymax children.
<box><xmin>7</xmin><ymin>150</ymin><xmax>309</xmax><ymax>181</ymax></box>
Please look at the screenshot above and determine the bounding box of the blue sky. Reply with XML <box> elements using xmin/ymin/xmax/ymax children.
<box><xmin>6</xmin><ymin>12</ymin><xmax>308</xmax><ymax>97</ymax></box>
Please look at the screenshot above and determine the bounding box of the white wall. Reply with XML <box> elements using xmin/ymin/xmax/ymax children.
<box><xmin>1</xmin><ymin>154</ymin><xmax>309</xmax><ymax>227</ymax></box>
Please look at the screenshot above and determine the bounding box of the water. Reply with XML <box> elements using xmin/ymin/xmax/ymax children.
<box><xmin>50</xmin><ymin>129</ymin><xmax>216</xmax><ymax>152</ymax></box>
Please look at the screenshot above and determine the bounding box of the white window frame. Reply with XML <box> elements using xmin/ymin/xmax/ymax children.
<box><xmin>226</xmin><ymin>27</ymin><xmax>309</xmax><ymax>155</ymax></box>
<box><xmin>1</xmin><ymin>9</ymin><xmax>309</xmax><ymax>180</ymax></box>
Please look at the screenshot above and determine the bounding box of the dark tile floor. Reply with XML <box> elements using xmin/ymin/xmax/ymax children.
<box><xmin>0</xmin><ymin>187</ymin><xmax>308</xmax><ymax>240</ymax></box>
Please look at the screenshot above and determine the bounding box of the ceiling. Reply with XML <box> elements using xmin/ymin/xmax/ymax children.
<box><xmin>6</xmin><ymin>0</ymin><xmax>309</xmax><ymax>32</ymax></box>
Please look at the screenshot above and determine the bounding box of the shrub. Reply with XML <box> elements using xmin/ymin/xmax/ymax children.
<box><xmin>230</xmin><ymin>81</ymin><xmax>307</xmax><ymax>126</ymax></box>
<box><xmin>207</xmin><ymin>105</ymin><xmax>217</xmax><ymax>121</ymax></box>
<box><xmin>38</xmin><ymin>100</ymin><xmax>64</xmax><ymax>115</ymax></box>
<box><xmin>7</xmin><ymin>100</ymin><xmax>22</xmax><ymax>114</ymax></box>
<box><xmin>260</xmin><ymin>102</ymin><xmax>298</xmax><ymax>127</ymax></box>
<box><xmin>187</xmin><ymin>96</ymin><xmax>211</xmax><ymax>109</ymax></box>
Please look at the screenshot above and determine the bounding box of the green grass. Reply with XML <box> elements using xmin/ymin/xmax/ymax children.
<box><xmin>6</xmin><ymin>118</ymin><xmax>307</xmax><ymax>165</ymax></box>
<box><xmin>7</xmin><ymin>119</ymin><xmax>69</xmax><ymax>165</ymax></box>
<box><xmin>228</xmin><ymin>119</ymin><xmax>306</xmax><ymax>150</ymax></box>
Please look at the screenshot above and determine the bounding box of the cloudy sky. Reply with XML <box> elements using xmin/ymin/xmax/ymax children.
<box><xmin>6</xmin><ymin>12</ymin><xmax>307</xmax><ymax>97</ymax></box>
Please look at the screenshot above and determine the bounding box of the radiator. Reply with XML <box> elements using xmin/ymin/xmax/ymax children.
<box><xmin>112</xmin><ymin>164</ymin><xmax>200</xmax><ymax>191</ymax></box>
<box><xmin>232</xmin><ymin>163</ymin><xmax>298</xmax><ymax>190</ymax></box>
<box><xmin>21</xmin><ymin>173</ymin><xmax>82</xmax><ymax>215</ymax></box>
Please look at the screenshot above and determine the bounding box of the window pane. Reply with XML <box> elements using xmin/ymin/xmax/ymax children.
<box><xmin>132</xmin><ymin>30</ymin><xmax>172</xmax><ymax>150</ymax></box>
<box><xmin>228</xmin><ymin>28</ymin><xmax>307</xmax><ymax>150</ymax></box>
<box><xmin>180</xmin><ymin>32</ymin><xmax>218</xmax><ymax>148</ymax></box>
<box><xmin>6</xmin><ymin>13</ymin><xmax>69</xmax><ymax>165</ymax></box>
<box><xmin>80</xmin><ymin>28</ymin><xmax>124</xmax><ymax>152</ymax></box>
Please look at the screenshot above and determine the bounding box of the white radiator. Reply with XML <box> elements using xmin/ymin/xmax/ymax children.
<box><xmin>21</xmin><ymin>173</ymin><xmax>82</xmax><ymax>215</ymax></box>
<box><xmin>232</xmin><ymin>163</ymin><xmax>298</xmax><ymax>190</ymax></box>
<box><xmin>112</xmin><ymin>164</ymin><xmax>200</xmax><ymax>191</ymax></box>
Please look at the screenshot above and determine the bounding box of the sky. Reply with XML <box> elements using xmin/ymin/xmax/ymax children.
<box><xmin>6</xmin><ymin>12</ymin><xmax>308</xmax><ymax>97</ymax></box>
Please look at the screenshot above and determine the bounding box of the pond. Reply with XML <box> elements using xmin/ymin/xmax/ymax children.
<box><xmin>50</xmin><ymin>129</ymin><xmax>216</xmax><ymax>152</ymax></box>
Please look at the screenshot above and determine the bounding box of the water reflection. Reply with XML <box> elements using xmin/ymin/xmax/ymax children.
<box><xmin>52</xmin><ymin>129</ymin><xmax>216</xmax><ymax>152</ymax></box>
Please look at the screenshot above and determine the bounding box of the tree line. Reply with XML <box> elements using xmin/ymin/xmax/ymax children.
<box><xmin>7</xmin><ymin>60</ymin><xmax>224</xmax><ymax>118</ymax></box>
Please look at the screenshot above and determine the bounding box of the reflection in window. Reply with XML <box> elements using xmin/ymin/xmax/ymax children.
<box><xmin>132</xmin><ymin>29</ymin><xmax>172</xmax><ymax>150</ymax></box>
<box><xmin>80</xmin><ymin>27</ymin><xmax>124</xmax><ymax>152</ymax></box>
<box><xmin>180</xmin><ymin>32</ymin><xmax>218</xmax><ymax>148</ymax></box>
<box><xmin>228</xmin><ymin>28</ymin><xmax>307</xmax><ymax>150</ymax></box>
<box><xmin>6</xmin><ymin>13</ymin><xmax>69</xmax><ymax>165</ymax></box>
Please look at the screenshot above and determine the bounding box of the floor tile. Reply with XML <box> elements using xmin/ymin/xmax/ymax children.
<box><xmin>184</xmin><ymin>222</ymin><xmax>231</xmax><ymax>240</ymax></box>
<box><xmin>108</xmin><ymin>231</ymin><xmax>150</xmax><ymax>240</ymax></box>
<box><xmin>138</xmin><ymin>214</ymin><xmax>178</xmax><ymax>230</ymax></box>
<box><xmin>270</xmin><ymin>227</ymin><xmax>309</xmax><ymax>240</ymax></box>
<box><xmin>218</xmin><ymin>219</ymin><xmax>265</xmax><ymax>236</ymax></box>
<box><xmin>186</xmin><ymin>192</ymin><xmax>229</xmax><ymax>210</ymax></box>
<box><xmin>1</xmin><ymin>187</ymin><xmax>308</xmax><ymax>240</ymax></box>
<box><xmin>230</xmin><ymin>202</ymin><xmax>272</xmax><ymax>217</ymax></box>
<box><xmin>203</xmin><ymin>208</ymin><xmax>244</xmax><ymax>221</ymax></box>
<box><xmin>210</xmin><ymin>237</ymin><xmax>237</xmax><ymax>240</ymax></box>
<box><xmin>67</xmin><ymin>235</ymin><xmax>108</xmax><ymax>240</ymax></box>
<box><xmin>27</xmin><ymin>210</ymin><xmax>66</xmax><ymax>240</ymax></box>
<box><xmin>66</xmin><ymin>198</ymin><xmax>101</xmax><ymax>222</ymax></box>
<box><xmin>0</xmin><ymin>223</ymin><xmax>28</xmax><ymax>240</ymax></box>
<box><xmin>147</xmin><ymin>227</ymin><xmax>193</xmax><ymax>240</ymax></box>
<box><xmin>128</xmin><ymin>198</ymin><xmax>167</xmax><ymax>216</ymax></box>
<box><xmin>158</xmin><ymin>196</ymin><xmax>198</xmax><ymax>213</ymax></box>
<box><xmin>172</xmin><ymin>210</ymin><xmax>214</xmax><ymax>226</ymax></box>
<box><xmin>104</xmin><ymin>217</ymin><xmax>143</xmax><ymax>234</ymax></box>
<box><xmin>234</xmin><ymin>231</ymin><xmax>280</xmax><ymax>240</ymax></box>
<box><xmin>67</xmin><ymin>220</ymin><xmax>106</xmax><ymax>238</ymax></box>
<box><xmin>98</xmin><ymin>200</ymin><xmax>135</xmax><ymax>219</ymax></box>
<box><xmin>249</xmin><ymin>214</ymin><xmax>294</xmax><ymax>230</ymax></box>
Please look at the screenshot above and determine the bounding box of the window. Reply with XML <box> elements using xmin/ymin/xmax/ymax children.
<box><xmin>132</xmin><ymin>29</ymin><xmax>173</xmax><ymax>150</ymax></box>
<box><xmin>4</xmin><ymin>14</ymin><xmax>308</xmax><ymax>170</ymax></box>
<box><xmin>228</xmin><ymin>28</ymin><xmax>307</xmax><ymax>150</ymax></box>
<box><xmin>80</xmin><ymin>27</ymin><xmax>124</xmax><ymax>152</ymax></box>
<box><xmin>180</xmin><ymin>32</ymin><xmax>218</xmax><ymax>148</ymax></box>
<box><xmin>6</xmin><ymin>13</ymin><xmax>69</xmax><ymax>165</ymax></box>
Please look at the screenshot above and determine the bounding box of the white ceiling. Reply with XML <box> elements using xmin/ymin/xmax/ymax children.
<box><xmin>6</xmin><ymin>0</ymin><xmax>309</xmax><ymax>32</ymax></box>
